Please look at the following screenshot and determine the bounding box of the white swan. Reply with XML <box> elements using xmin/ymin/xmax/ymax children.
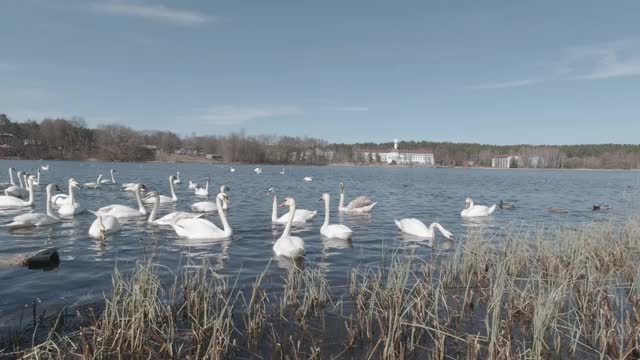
<box><xmin>280</xmin><ymin>167</ymin><xmax>285</xmax><ymax>175</ymax></box>
<box><xmin>84</xmin><ymin>174</ymin><xmax>103</xmax><ymax>189</ymax></box>
<box><xmin>51</xmin><ymin>177</ymin><xmax>76</xmax><ymax>207</ymax></box>
<box><xmin>122</xmin><ymin>182</ymin><xmax>145</xmax><ymax>192</ymax></box>
<box><xmin>188</xmin><ymin>179</ymin><xmax>198</xmax><ymax>190</ymax></box>
<box><xmin>194</xmin><ymin>177</ymin><xmax>209</xmax><ymax>197</ymax></box>
<box><xmin>146</xmin><ymin>191</ymin><xmax>201</xmax><ymax>226</ymax></box>
<box><xmin>0</xmin><ymin>167</ymin><xmax>16</xmax><ymax>189</ymax></box>
<box><xmin>394</xmin><ymin>219</ymin><xmax>454</xmax><ymax>240</ymax></box>
<box><xmin>171</xmin><ymin>192</ymin><xmax>232</xmax><ymax>239</ymax></box>
<box><xmin>338</xmin><ymin>182</ymin><xmax>377</xmax><ymax>213</ymax></box>
<box><xmin>88</xmin><ymin>211</ymin><xmax>121</xmax><ymax>240</ymax></box>
<box><xmin>254</xmin><ymin>167</ymin><xmax>262</xmax><ymax>175</ymax></box>
<box><xmin>173</xmin><ymin>171</ymin><xmax>182</xmax><ymax>184</ymax></box>
<box><xmin>5</xmin><ymin>184</ymin><xmax>61</xmax><ymax>228</ymax></box>
<box><xmin>320</xmin><ymin>193</ymin><xmax>353</xmax><ymax>240</ymax></box>
<box><xmin>273</xmin><ymin>197</ymin><xmax>305</xmax><ymax>258</ymax></box>
<box><xmin>0</xmin><ymin>176</ymin><xmax>35</xmax><ymax>208</ymax></box>
<box><xmin>460</xmin><ymin>197</ymin><xmax>496</xmax><ymax>217</ymax></box>
<box><xmin>95</xmin><ymin>184</ymin><xmax>147</xmax><ymax>218</ymax></box>
<box><xmin>58</xmin><ymin>178</ymin><xmax>84</xmax><ymax>216</ymax></box>
<box><xmin>5</xmin><ymin>171</ymin><xmax>28</xmax><ymax>198</ymax></box>
<box><xmin>99</xmin><ymin>169</ymin><xmax>117</xmax><ymax>184</ymax></box>
<box><xmin>230</xmin><ymin>167</ymin><xmax>236</xmax><ymax>173</ymax></box>
<box><xmin>143</xmin><ymin>176</ymin><xmax>177</xmax><ymax>204</ymax></box>
<box><xmin>31</xmin><ymin>169</ymin><xmax>41</xmax><ymax>186</ymax></box>
<box><xmin>41</xmin><ymin>164</ymin><xmax>49</xmax><ymax>171</ymax></box>
<box><xmin>303</xmin><ymin>176</ymin><xmax>313</xmax><ymax>182</ymax></box>
<box><xmin>269</xmin><ymin>190</ymin><xmax>316</xmax><ymax>224</ymax></box>
<box><xmin>192</xmin><ymin>185</ymin><xmax>229</xmax><ymax>212</ymax></box>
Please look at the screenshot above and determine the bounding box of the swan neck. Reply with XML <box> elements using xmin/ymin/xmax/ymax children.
<box><xmin>169</xmin><ymin>177</ymin><xmax>177</xmax><ymax>200</ymax></box>
<box><xmin>135</xmin><ymin>187</ymin><xmax>146</xmax><ymax>214</ymax></box>
<box><xmin>323</xmin><ymin>197</ymin><xmax>330</xmax><ymax>226</ymax></box>
<box><xmin>339</xmin><ymin>190</ymin><xmax>344</xmax><ymax>209</ymax></box>
<box><xmin>17</xmin><ymin>173</ymin><xmax>23</xmax><ymax>188</ymax></box>
<box><xmin>283</xmin><ymin>202</ymin><xmax>296</xmax><ymax>237</ymax></box>
<box><xmin>9</xmin><ymin>168</ymin><xmax>14</xmax><ymax>185</ymax></box>
<box><xmin>216</xmin><ymin>195</ymin><xmax>231</xmax><ymax>235</ymax></box>
<box><xmin>271</xmin><ymin>195</ymin><xmax>278</xmax><ymax>222</ymax></box>
<box><xmin>27</xmin><ymin>179</ymin><xmax>34</xmax><ymax>205</ymax></box>
<box><xmin>68</xmin><ymin>181</ymin><xmax>75</xmax><ymax>203</ymax></box>
<box><xmin>110</xmin><ymin>170</ymin><xmax>115</xmax><ymax>183</ymax></box>
<box><xmin>36</xmin><ymin>170</ymin><xmax>40</xmax><ymax>183</ymax></box>
<box><xmin>148</xmin><ymin>195</ymin><xmax>159</xmax><ymax>223</ymax></box>
<box><xmin>45</xmin><ymin>186</ymin><xmax>52</xmax><ymax>216</ymax></box>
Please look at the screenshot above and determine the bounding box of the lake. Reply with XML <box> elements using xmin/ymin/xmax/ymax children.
<box><xmin>0</xmin><ymin>160</ymin><xmax>639</xmax><ymax>328</ymax></box>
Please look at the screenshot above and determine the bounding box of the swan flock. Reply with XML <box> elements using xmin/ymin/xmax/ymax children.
<box><xmin>0</xmin><ymin>165</ymin><xmax>501</xmax><ymax>260</ymax></box>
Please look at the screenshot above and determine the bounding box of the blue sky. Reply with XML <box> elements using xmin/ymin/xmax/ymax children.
<box><xmin>1</xmin><ymin>1</ymin><xmax>640</xmax><ymax>145</ymax></box>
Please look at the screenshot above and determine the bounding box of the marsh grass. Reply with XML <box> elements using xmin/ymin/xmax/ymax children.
<box><xmin>5</xmin><ymin>219</ymin><xmax>640</xmax><ymax>358</ymax></box>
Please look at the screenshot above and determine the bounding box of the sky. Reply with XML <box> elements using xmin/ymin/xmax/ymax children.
<box><xmin>1</xmin><ymin>0</ymin><xmax>640</xmax><ymax>145</ymax></box>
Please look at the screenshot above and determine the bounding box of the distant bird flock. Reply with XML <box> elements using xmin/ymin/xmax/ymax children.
<box><xmin>0</xmin><ymin>165</ymin><xmax>608</xmax><ymax>260</ymax></box>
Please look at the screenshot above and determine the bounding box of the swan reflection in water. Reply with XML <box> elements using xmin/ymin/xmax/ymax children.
<box><xmin>175</xmin><ymin>237</ymin><xmax>231</xmax><ymax>271</ymax></box>
<box><xmin>275</xmin><ymin>254</ymin><xmax>305</xmax><ymax>271</ymax></box>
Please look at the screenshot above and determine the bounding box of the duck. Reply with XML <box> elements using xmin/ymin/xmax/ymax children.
<box><xmin>94</xmin><ymin>184</ymin><xmax>147</xmax><ymax>218</ymax></box>
<box><xmin>4</xmin><ymin>183</ymin><xmax>61</xmax><ymax>228</ymax></box>
<box><xmin>171</xmin><ymin>192</ymin><xmax>232</xmax><ymax>239</ymax></box>
<box><xmin>461</xmin><ymin>197</ymin><xmax>496</xmax><ymax>217</ymax></box>
<box><xmin>499</xmin><ymin>200</ymin><xmax>515</xmax><ymax>209</ymax></box>
<box><xmin>273</xmin><ymin>198</ymin><xmax>305</xmax><ymax>258</ymax></box>
<box><xmin>394</xmin><ymin>218</ymin><xmax>454</xmax><ymax>240</ymax></box>
<box><xmin>592</xmin><ymin>204</ymin><xmax>610</xmax><ymax>211</ymax></box>
<box><xmin>319</xmin><ymin>193</ymin><xmax>353</xmax><ymax>240</ymax></box>
<box><xmin>88</xmin><ymin>211</ymin><xmax>121</xmax><ymax>240</ymax></box>
<box><xmin>146</xmin><ymin>191</ymin><xmax>202</xmax><ymax>226</ymax></box>
<box><xmin>269</xmin><ymin>188</ymin><xmax>316</xmax><ymax>224</ymax></box>
<box><xmin>338</xmin><ymin>182</ymin><xmax>376</xmax><ymax>213</ymax></box>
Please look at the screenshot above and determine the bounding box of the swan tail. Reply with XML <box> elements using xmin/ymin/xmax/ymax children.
<box><xmin>488</xmin><ymin>204</ymin><xmax>497</xmax><ymax>215</ymax></box>
<box><xmin>394</xmin><ymin>219</ymin><xmax>403</xmax><ymax>231</ymax></box>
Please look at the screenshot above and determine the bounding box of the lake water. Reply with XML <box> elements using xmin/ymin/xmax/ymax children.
<box><xmin>0</xmin><ymin>160</ymin><xmax>639</xmax><ymax>328</ymax></box>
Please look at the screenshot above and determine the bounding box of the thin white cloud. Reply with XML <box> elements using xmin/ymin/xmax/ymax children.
<box><xmin>337</xmin><ymin>106</ymin><xmax>369</xmax><ymax>112</ymax></box>
<box><xmin>193</xmin><ymin>106</ymin><xmax>301</xmax><ymax>125</ymax></box>
<box><xmin>92</xmin><ymin>1</ymin><xmax>210</xmax><ymax>25</ymax></box>
<box><xmin>467</xmin><ymin>79</ymin><xmax>534</xmax><ymax>90</ymax></box>
<box><xmin>562</xmin><ymin>41</ymin><xmax>640</xmax><ymax>80</ymax></box>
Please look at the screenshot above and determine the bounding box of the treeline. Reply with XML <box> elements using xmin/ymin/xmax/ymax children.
<box><xmin>1</xmin><ymin>114</ymin><xmax>640</xmax><ymax>169</ymax></box>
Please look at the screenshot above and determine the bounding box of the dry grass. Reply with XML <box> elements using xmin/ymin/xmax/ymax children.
<box><xmin>5</xmin><ymin>218</ymin><xmax>640</xmax><ymax>359</ymax></box>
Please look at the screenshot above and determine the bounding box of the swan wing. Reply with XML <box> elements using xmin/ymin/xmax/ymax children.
<box><xmin>191</xmin><ymin>201</ymin><xmax>217</xmax><ymax>212</ymax></box>
<box><xmin>173</xmin><ymin>218</ymin><xmax>224</xmax><ymax>239</ymax></box>
<box><xmin>295</xmin><ymin>209</ymin><xmax>317</xmax><ymax>221</ymax></box>
<box><xmin>395</xmin><ymin>218</ymin><xmax>429</xmax><ymax>237</ymax></box>
<box><xmin>346</xmin><ymin>196</ymin><xmax>374</xmax><ymax>210</ymax></box>
<box><xmin>156</xmin><ymin>212</ymin><xmax>201</xmax><ymax>225</ymax></box>
<box><xmin>0</xmin><ymin>195</ymin><xmax>28</xmax><ymax>208</ymax></box>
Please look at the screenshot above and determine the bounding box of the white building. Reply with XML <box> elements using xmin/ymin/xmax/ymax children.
<box><xmin>361</xmin><ymin>139</ymin><xmax>434</xmax><ymax>166</ymax></box>
<box><xmin>491</xmin><ymin>155</ymin><xmax>520</xmax><ymax>168</ymax></box>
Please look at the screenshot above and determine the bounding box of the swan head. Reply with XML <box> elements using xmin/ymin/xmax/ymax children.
<box><xmin>70</xmin><ymin>178</ymin><xmax>83</xmax><ymax>188</ymax></box>
<box><xmin>464</xmin><ymin>197</ymin><xmax>473</xmax><ymax>209</ymax></box>
<box><xmin>279</xmin><ymin>197</ymin><xmax>295</xmax><ymax>208</ymax></box>
<box><xmin>216</xmin><ymin>192</ymin><xmax>230</xmax><ymax>205</ymax></box>
<box><xmin>110</xmin><ymin>169</ymin><xmax>115</xmax><ymax>174</ymax></box>
<box><xmin>339</xmin><ymin>182</ymin><xmax>345</xmax><ymax>193</ymax></box>
<box><xmin>266</xmin><ymin>187</ymin><xmax>275</xmax><ymax>196</ymax></box>
<box><xmin>46</xmin><ymin>183</ymin><xmax>59</xmax><ymax>193</ymax></box>
<box><xmin>220</xmin><ymin>185</ymin><xmax>229</xmax><ymax>193</ymax></box>
<box><xmin>320</xmin><ymin>193</ymin><xmax>330</xmax><ymax>202</ymax></box>
<box><xmin>169</xmin><ymin>175</ymin><xmax>175</xmax><ymax>182</ymax></box>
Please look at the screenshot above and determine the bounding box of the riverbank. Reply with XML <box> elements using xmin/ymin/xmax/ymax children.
<box><xmin>4</xmin><ymin>219</ymin><xmax>640</xmax><ymax>359</ymax></box>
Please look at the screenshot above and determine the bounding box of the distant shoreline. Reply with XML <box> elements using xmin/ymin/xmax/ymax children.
<box><xmin>2</xmin><ymin>156</ymin><xmax>639</xmax><ymax>171</ymax></box>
